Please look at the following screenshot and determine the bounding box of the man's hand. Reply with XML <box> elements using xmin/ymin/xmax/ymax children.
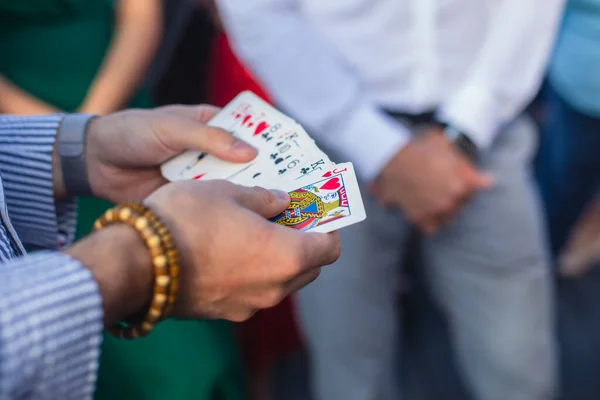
<box><xmin>146</xmin><ymin>181</ymin><xmax>340</xmax><ymax>321</ymax></box>
<box><xmin>71</xmin><ymin>181</ymin><xmax>341</xmax><ymax>324</ymax></box>
<box><xmin>84</xmin><ymin>105</ymin><xmax>257</xmax><ymax>203</ymax></box>
<box><xmin>560</xmin><ymin>199</ymin><xmax>600</xmax><ymax>278</ymax></box>
<box><xmin>371</xmin><ymin>126</ymin><xmax>493</xmax><ymax>234</ymax></box>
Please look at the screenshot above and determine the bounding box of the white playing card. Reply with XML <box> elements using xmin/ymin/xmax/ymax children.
<box><xmin>161</xmin><ymin>91</ymin><xmax>315</xmax><ymax>182</ymax></box>
<box><xmin>229</xmin><ymin>128</ymin><xmax>331</xmax><ymax>187</ymax></box>
<box><xmin>160</xmin><ymin>91</ymin><xmax>367</xmax><ymax>233</ymax></box>
<box><xmin>160</xmin><ymin>148</ymin><xmax>254</xmax><ymax>182</ymax></box>
<box><xmin>269</xmin><ymin>163</ymin><xmax>366</xmax><ymax>233</ymax></box>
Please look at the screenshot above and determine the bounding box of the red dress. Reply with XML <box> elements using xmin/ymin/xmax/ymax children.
<box><xmin>207</xmin><ymin>31</ymin><xmax>303</xmax><ymax>373</ymax></box>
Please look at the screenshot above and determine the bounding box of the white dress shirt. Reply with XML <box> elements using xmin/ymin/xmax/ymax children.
<box><xmin>217</xmin><ymin>0</ymin><xmax>565</xmax><ymax>181</ymax></box>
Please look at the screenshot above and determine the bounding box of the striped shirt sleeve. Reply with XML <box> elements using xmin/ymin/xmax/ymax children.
<box><xmin>0</xmin><ymin>252</ymin><xmax>102</xmax><ymax>399</ymax></box>
<box><xmin>0</xmin><ymin>115</ymin><xmax>77</xmax><ymax>250</ymax></box>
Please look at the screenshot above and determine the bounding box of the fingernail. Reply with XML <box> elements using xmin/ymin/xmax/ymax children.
<box><xmin>231</xmin><ymin>139</ymin><xmax>257</xmax><ymax>155</ymax></box>
<box><xmin>271</xmin><ymin>189</ymin><xmax>290</xmax><ymax>201</ymax></box>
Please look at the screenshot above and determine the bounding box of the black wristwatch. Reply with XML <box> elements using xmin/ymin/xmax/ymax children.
<box><xmin>437</xmin><ymin>122</ymin><xmax>478</xmax><ymax>160</ymax></box>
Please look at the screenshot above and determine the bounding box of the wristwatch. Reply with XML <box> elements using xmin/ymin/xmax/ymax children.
<box><xmin>57</xmin><ymin>114</ymin><xmax>97</xmax><ymax>197</ymax></box>
<box><xmin>438</xmin><ymin>122</ymin><xmax>478</xmax><ymax>160</ymax></box>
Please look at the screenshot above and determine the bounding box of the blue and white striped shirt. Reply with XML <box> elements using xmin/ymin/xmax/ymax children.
<box><xmin>0</xmin><ymin>115</ymin><xmax>102</xmax><ymax>399</ymax></box>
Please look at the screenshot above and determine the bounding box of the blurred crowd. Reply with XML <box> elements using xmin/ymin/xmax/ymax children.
<box><xmin>4</xmin><ymin>0</ymin><xmax>600</xmax><ymax>399</ymax></box>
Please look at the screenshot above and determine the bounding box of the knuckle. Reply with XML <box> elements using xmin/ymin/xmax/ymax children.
<box><xmin>307</xmin><ymin>268</ymin><xmax>322</xmax><ymax>284</ymax></box>
<box><xmin>330</xmin><ymin>234</ymin><xmax>342</xmax><ymax>263</ymax></box>
<box><xmin>285</xmin><ymin>251</ymin><xmax>305</xmax><ymax>279</ymax></box>
<box><xmin>437</xmin><ymin>199</ymin><xmax>455</xmax><ymax>214</ymax></box>
<box><xmin>209</xmin><ymin>126</ymin><xmax>233</xmax><ymax>142</ymax></box>
<box><xmin>212</xmin><ymin>180</ymin><xmax>238</xmax><ymax>196</ymax></box>
<box><xmin>255</xmin><ymin>223</ymin><xmax>277</xmax><ymax>249</ymax></box>
<box><xmin>450</xmin><ymin>180</ymin><xmax>467</xmax><ymax>198</ymax></box>
<box><xmin>260</xmin><ymin>289</ymin><xmax>285</xmax><ymax>308</ymax></box>
<box><xmin>228</xmin><ymin>309</ymin><xmax>256</xmax><ymax>323</ymax></box>
<box><xmin>253</xmin><ymin>186</ymin><xmax>278</xmax><ymax>207</ymax></box>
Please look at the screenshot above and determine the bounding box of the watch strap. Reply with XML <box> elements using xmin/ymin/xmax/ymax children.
<box><xmin>57</xmin><ymin>114</ymin><xmax>97</xmax><ymax>197</ymax></box>
<box><xmin>438</xmin><ymin>122</ymin><xmax>478</xmax><ymax>160</ymax></box>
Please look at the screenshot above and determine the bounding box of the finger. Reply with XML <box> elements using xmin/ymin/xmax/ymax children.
<box><xmin>473</xmin><ymin>172</ymin><xmax>494</xmax><ymax>190</ymax></box>
<box><xmin>417</xmin><ymin>217</ymin><xmax>441</xmax><ymax>235</ymax></box>
<box><xmin>466</xmin><ymin>168</ymin><xmax>495</xmax><ymax>190</ymax></box>
<box><xmin>458</xmin><ymin>159</ymin><xmax>494</xmax><ymax>191</ymax></box>
<box><xmin>293</xmin><ymin>231</ymin><xmax>342</xmax><ymax>270</ymax></box>
<box><xmin>285</xmin><ymin>267</ymin><xmax>322</xmax><ymax>294</ymax></box>
<box><xmin>560</xmin><ymin>219</ymin><xmax>600</xmax><ymax>277</ymax></box>
<box><xmin>158</xmin><ymin>104</ymin><xmax>221</xmax><ymax>123</ymax></box>
<box><xmin>559</xmin><ymin>243</ymin><xmax>599</xmax><ymax>277</ymax></box>
<box><xmin>233</xmin><ymin>186</ymin><xmax>291</xmax><ymax>218</ymax></box>
<box><xmin>159</xmin><ymin>116</ymin><xmax>257</xmax><ymax>162</ymax></box>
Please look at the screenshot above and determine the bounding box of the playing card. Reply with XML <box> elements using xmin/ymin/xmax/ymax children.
<box><xmin>160</xmin><ymin>91</ymin><xmax>367</xmax><ymax>233</ymax></box>
<box><xmin>229</xmin><ymin>131</ymin><xmax>331</xmax><ymax>186</ymax></box>
<box><xmin>270</xmin><ymin>160</ymin><xmax>345</xmax><ymax>191</ymax></box>
<box><xmin>209</xmin><ymin>91</ymin><xmax>298</xmax><ymax>145</ymax></box>
<box><xmin>161</xmin><ymin>91</ymin><xmax>316</xmax><ymax>182</ymax></box>
<box><xmin>269</xmin><ymin>163</ymin><xmax>366</xmax><ymax>233</ymax></box>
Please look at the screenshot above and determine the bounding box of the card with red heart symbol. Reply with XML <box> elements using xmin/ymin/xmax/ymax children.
<box><xmin>272</xmin><ymin>162</ymin><xmax>350</xmax><ymax>190</ymax></box>
<box><xmin>160</xmin><ymin>91</ymin><xmax>367</xmax><ymax>232</ymax></box>
<box><xmin>270</xmin><ymin>163</ymin><xmax>366</xmax><ymax>233</ymax></box>
<box><xmin>161</xmin><ymin>91</ymin><xmax>330</xmax><ymax>183</ymax></box>
<box><xmin>228</xmin><ymin>126</ymin><xmax>331</xmax><ymax>187</ymax></box>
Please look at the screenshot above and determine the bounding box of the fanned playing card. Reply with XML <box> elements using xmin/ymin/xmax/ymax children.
<box><xmin>161</xmin><ymin>91</ymin><xmax>304</xmax><ymax>182</ymax></box>
<box><xmin>269</xmin><ymin>163</ymin><xmax>366</xmax><ymax>233</ymax></box>
<box><xmin>161</xmin><ymin>91</ymin><xmax>366</xmax><ymax>232</ymax></box>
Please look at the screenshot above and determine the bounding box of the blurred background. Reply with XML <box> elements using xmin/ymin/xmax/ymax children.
<box><xmin>4</xmin><ymin>0</ymin><xmax>600</xmax><ymax>399</ymax></box>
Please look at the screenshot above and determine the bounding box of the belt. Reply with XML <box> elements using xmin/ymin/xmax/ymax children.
<box><xmin>384</xmin><ymin>109</ymin><xmax>437</xmax><ymax>126</ymax></box>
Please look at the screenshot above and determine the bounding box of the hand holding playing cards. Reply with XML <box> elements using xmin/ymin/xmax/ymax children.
<box><xmin>372</xmin><ymin>127</ymin><xmax>493</xmax><ymax>234</ymax></box>
<box><xmin>84</xmin><ymin>105</ymin><xmax>257</xmax><ymax>203</ymax></box>
<box><xmin>145</xmin><ymin>180</ymin><xmax>341</xmax><ymax>321</ymax></box>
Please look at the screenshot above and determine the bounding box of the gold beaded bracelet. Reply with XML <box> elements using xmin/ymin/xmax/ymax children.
<box><xmin>93</xmin><ymin>202</ymin><xmax>181</xmax><ymax>339</ymax></box>
<box><xmin>122</xmin><ymin>202</ymin><xmax>180</xmax><ymax>316</ymax></box>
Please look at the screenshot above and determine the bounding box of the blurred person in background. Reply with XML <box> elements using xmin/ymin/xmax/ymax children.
<box><xmin>0</xmin><ymin>2</ymin><xmax>245</xmax><ymax>399</ymax></box>
<box><xmin>536</xmin><ymin>0</ymin><xmax>600</xmax><ymax>269</ymax></box>
<box><xmin>535</xmin><ymin>1</ymin><xmax>600</xmax><ymax>398</ymax></box>
<box><xmin>217</xmin><ymin>1</ymin><xmax>565</xmax><ymax>399</ymax></box>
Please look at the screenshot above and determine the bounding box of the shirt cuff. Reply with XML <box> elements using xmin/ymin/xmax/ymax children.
<box><xmin>0</xmin><ymin>252</ymin><xmax>102</xmax><ymax>399</ymax></box>
<box><xmin>322</xmin><ymin>105</ymin><xmax>410</xmax><ymax>182</ymax></box>
<box><xmin>0</xmin><ymin>114</ymin><xmax>77</xmax><ymax>250</ymax></box>
<box><xmin>437</xmin><ymin>84</ymin><xmax>505</xmax><ymax>152</ymax></box>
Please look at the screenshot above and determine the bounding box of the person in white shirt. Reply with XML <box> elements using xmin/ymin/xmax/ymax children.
<box><xmin>216</xmin><ymin>1</ymin><xmax>565</xmax><ymax>399</ymax></box>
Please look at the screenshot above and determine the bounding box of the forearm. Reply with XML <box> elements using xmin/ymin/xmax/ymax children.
<box><xmin>0</xmin><ymin>75</ymin><xmax>60</xmax><ymax>115</ymax></box>
<box><xmin>79</xmin><ymin>0</ymin><xmax>162</xmax><ymax>114</ymax></box>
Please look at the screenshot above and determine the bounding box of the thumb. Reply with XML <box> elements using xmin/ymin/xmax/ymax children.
<box><xmin>158</xmin><ymin>104</ymin><xmax>221</xmax><ymax>123</ymax></box>
<box><xmin>234</xmin><ymin>186</ymin><xmax>291</xmax><ymax>218</ymax></box>
<box><xmin>160</xmin><ymin>116</ymin><xmax>257</xmax><ymax>163</ymax></box>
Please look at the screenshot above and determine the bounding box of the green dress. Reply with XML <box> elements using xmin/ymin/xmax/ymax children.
<box><xmin>0</xmin><ymin>2</ymin><xmax>244</xmax><ymax>399</ymax></box>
